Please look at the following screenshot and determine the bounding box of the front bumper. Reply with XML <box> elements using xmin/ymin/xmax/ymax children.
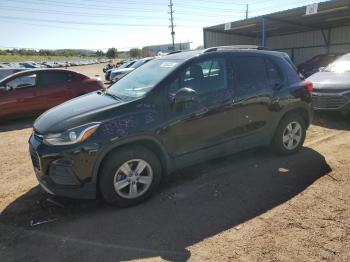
<box><xmin>29</xmin><ymin>134</ymin><xmax>99</xmax><ymax>199</ymax></box>
<box><xmin>312</xmin><ymin>91</ymin><xmax>350</xmax><ymax>114</ymax></box>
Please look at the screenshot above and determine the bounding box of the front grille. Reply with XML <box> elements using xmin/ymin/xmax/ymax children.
<box><xmin>312</xmin><ymin>94</ymin><xmax>349</xmax><ymax>109</ymax></box>
<box><xmin>313</xmin><ymin>88</ymin><xmax>350</xmax><ymax>94</ymax></box>
<box><xmin>29</xmin><ymin>146</ymin><xmax>41</xmax><ymax>171</ymax></box>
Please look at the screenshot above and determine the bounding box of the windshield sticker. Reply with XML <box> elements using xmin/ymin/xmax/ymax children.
<box><xmin>160</xmin><ymin>62</ymin><xmax>178</xmax><ymax>68</ymax></box>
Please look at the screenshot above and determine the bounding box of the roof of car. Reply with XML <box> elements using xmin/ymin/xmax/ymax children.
<box><xmin>159</xmin><ymin>47</ymin><xmax>287</xmax><ymax>61</ymax></box>
<box><xmin>0</xmin><ymin>68</ymin><xmax>87</xmax><ymax>83</ymax></box>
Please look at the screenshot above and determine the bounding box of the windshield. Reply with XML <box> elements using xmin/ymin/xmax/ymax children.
<box><xmin>107</xmin><ymin>59</ymin><xmax>181</xmax><ymax>98</ymax></box>
<box><xmin>131</xmin><ymin>59</ymin><xmax>151</xmax><ymax>69</ymax></box>
<box><xmin>119</xmin><ymin>61</ymin><xmax>135</xmax><ymax>69</ymax></box>
<box><xmin>325</xmin><ymin>54</ymin><xmax>350</xmax><ymax>73</ymax></box>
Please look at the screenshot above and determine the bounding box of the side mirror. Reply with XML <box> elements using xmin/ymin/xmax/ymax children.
<box><xmin>319</xmin><ymin>67</ymin><xmax>326</xmax><ymax>72</ymax></box>
<box><xmin>273</xmin><ymin>83</ymin><xmax>284</xmax><ymax>90</ymax></box>
<box><xmin>173</xmin><ymin>87</ymin><xmax>197</xmax><ymax>104</ymax></box>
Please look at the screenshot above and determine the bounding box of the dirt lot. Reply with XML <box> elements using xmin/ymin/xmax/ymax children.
<box><xmin>1</xmin><ymin>63</ymin><xmax>350</xmax><ymax>262</ymax></box>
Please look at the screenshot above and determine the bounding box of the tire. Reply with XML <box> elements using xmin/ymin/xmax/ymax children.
<box><xmin>272</xmin><ymin>113</ymin><xmax>306</xmax><ymax>155</ymax></box>
<box><xmin>99</xmin><ymin>146</ymin><xmax>162</xmax><ymax>207</ymax></box>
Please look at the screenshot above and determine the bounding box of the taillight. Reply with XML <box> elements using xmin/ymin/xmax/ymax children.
<box><xmin>304</xmin><ymin>81</ymin><xmax>313</xmax><ymax>94</ymax></box>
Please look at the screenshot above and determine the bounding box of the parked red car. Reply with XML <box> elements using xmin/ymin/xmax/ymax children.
<box><xmin>0</xmin><ymin>69</ymin><xmax>104</xmax><ymax>120</ymax></box>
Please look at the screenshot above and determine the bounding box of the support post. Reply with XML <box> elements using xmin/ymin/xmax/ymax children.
<box><xmin>261</xmin><ymin>18</ymin><xmax>266</xmax><ymax>47</ymax></box>
<box><xmin>246</xmin><ymin>4</ymin><xmax>249</xmax><ymax>19</ymax></box>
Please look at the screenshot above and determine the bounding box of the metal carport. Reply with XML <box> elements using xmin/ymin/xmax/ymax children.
<box><xmin>203</xmin><ymin>0</ymin><xmax>350</xmax><ymax>65</ymax></box>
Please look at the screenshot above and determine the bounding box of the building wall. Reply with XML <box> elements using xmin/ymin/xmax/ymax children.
<box><xmin>204</xmin><ymin>25</ymin><xmax>350</xmax><ymax>65</ymax></box>
<box><xmin>204</xmin><ymin>30</ymin><xmax>258</xmax><ymax>48</ymax></box>
<box><xmin>142</xmin><ymin>43</ymin><xmax>190</xmax><ymax>57</ymax></box>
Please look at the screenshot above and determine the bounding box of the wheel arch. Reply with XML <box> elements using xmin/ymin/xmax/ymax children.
<box><xmin>92</xmin><ymin>136</ymin><xmax>172</xmax><ymax>185</ymax></box>
<box><xmin>279</xmin><ymin>107</ymin><xmax>310</xmax><ymax>128</ymax></box>
<box><xmin>270</xmin><ymin>106</ymin><xmax>311</xmax><ymax>144</ymax></box>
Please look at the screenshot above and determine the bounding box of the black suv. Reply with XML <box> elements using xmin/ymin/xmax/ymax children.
<box><xmin>29</xmin><ymin>46</ymin><xmax>313</xmax><ymax>207</ymax></box>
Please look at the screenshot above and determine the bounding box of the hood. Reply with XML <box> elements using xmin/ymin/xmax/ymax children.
<box><xmin>34</xmin><ymin>92</ymin><xmax>126</xmax><ymax>134</ymax></box>
<box><xmin>307</xmin><ymin>71</ymin><xmax>350</xmax><ymax>91</ymax></box>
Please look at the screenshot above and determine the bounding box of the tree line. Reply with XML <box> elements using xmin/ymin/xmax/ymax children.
<box><xmin>0</xmin><ymin>47</ymin><xmax>143</xmax><ymax>59</ymax></box>
<box><xmin>0</xmin><ymin>48</ymin><xmax>106</xmax><ymax>57</ymax></box>
<box><xmin>106</xmin><ymin>47</ymin><xmax>142</xmax><ymax>59</ymax></box>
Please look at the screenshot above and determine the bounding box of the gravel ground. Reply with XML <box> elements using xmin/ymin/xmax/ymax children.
<box><xmin>0</xmin><ymin>63</ymin><xmax>350</xmax><ymax>262</ymax></box>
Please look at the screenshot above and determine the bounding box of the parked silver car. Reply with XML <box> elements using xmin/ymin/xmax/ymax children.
<box><xmin>110</xmin><ymin>57</ymin><xmax>154</xmax><ymax>83</ymax></box>
<box><xmin>308</xmin><ymin>53</ymin><xmax>350</xmax><ymax>115</ymax></box>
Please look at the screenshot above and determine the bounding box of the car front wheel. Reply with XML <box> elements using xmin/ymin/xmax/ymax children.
<box><xmin>99</xmin><ymin>146</ymin><xmax>162</xmax><ymax>207</ymax></box>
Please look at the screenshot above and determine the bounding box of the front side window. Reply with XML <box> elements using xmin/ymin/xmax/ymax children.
<box><xmin>6</xmin><ymin>74</ymin><xmax>37</xmax><ymax>89</ymax></box>
<box><xmin>169</xmin><ymin>57</ymin><xmax>228</xmax><ymax>96</ymax></box>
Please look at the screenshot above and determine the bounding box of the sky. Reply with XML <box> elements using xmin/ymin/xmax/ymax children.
<box><xmin>0</xmin><ymin>0</ymin><xmax>329</xmax><ymax>51</ymax></box>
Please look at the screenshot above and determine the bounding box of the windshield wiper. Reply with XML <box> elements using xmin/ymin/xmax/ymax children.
<box><xmin>103</xmin><ymin>91</ymin><xmax>123</xmax><ymax>101</ymax></box>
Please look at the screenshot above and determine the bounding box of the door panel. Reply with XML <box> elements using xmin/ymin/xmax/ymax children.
<box><xmin>0</xmin><ymin>74</ymin><xmax>39</xmax><ymax>117</ymax></box>
<box><xmin>232</xmin><ymin>56</ymin><xmax>274</xmax><ymax>143</ymax></box>
<box><xmin>162</xmin><ymin>57</ymin><xmax>238</xmax><ymax>157</ymax></box>
<box><xmin>36</xmin><ymin>72</ymin><xmax>73</xmax><ymax>110</ymax></box>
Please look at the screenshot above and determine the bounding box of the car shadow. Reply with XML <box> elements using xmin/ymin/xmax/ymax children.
<box><xmin>0</xmin><ymin>147</ymin><xmax>331</xmax><ymax>261</ymax></box>
<box><xmin>312</xmin><ymin>111</ymin><xmax>350</xmax><ymax>131</ymax></box>
<box><xmin>0</xmin><ymin>116</ymin><xmax>36</xmax><ymax>132</ymax></box>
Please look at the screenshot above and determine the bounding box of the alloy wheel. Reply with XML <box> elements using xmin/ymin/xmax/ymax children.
<box><xmin>282</xmin><ymin>121</ymin><xmax>302</xmax><ymax>150</ymax></box>
<box><xmin>113</xmin><ymin>159</ymin><xmax>153</xmax><ymax>199</ymax></box>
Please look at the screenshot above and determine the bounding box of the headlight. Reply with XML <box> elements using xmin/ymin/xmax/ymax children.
<box><xmin>343</xmin><ymin>90</ymin><xmax>350</xmax><ymax>97</ymax></box>
<box><xmin>43</xmin><ymin>123</ymin><xmax>100</xmax><ymax>146</ymax></box>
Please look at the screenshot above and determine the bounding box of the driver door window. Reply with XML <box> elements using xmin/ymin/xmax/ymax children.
<box><xmin>169</xmin><ymin>57</ymin><xmax>228</xmax><ymax>98</ymax></box>
<box><xmin>7</xmin><ymin>74</ymin><xmax>37</xmax><ymax>90</ymax></box>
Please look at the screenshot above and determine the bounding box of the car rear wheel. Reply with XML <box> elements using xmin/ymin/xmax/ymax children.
<box><xmin>99</xmin><ymin>146</ymin><xmax>162</xmax><ymax>207</ymax></box>
<box><xmin>273</xmin><ymin>114</ymin><xmax>306</xmax><ymax>155</ymax></box>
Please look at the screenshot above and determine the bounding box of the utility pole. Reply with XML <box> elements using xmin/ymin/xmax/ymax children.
<box><xmin>169</xmin><ymin>0</ymin><xmax>175</xmax><ymax>51</ymax></box>
<box><xmin>246</xmin><ymin>4</ymin><xmax>249</xmax><ymax>19</ymax></box>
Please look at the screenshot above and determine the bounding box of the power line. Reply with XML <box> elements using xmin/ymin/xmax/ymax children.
<box><xmin>79</xmin><ymin>0</ymin><xmax>248</xmax><ymax>6</ymax></box>
<box><xmin>0</xmin><ymin>15</ymin><xmax>207</xmax><ymax>29</ymax></box>
<box><xmin>0</xmin><ymin>19</ymin><xmax>113</xmax><ymax>32</ymax></box>
<box><xmin>0</xmin><ymin>15</ymin><xmax>168</xmax><ymax>27</ymax></box>
<box><xmin>1</xmin><ymin>0</ymin><xmax>246</xmax><ymax>15</ymax></box>
<box><xmin>0</xmin><ymin>5</ymin><xmax>244</xmax><ymax>21</ymax></box>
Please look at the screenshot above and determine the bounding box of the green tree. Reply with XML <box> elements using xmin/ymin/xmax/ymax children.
<box><xmin>129</xmin><ymin>48</ymin><xmax>142</xmax><ymax>58</ymax></box>
<box><xmin>106</xmin><ymin>48</ymin><xmax>117</xmax><ymax>59</ymax></box>
<box><xmin>95</xmin><ymin>50</ymin><xmax>105</xmax><ymax>57</ymax></box>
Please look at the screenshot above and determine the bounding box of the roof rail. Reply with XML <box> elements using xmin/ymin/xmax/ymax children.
<box><xmin>202</xmin><ymin>45</ymin><xmax>267</xmax><ymax>53</ymax></box>
<box><xmin>167</xmin><ymin>50</ymin><xmax>182</xmax><ymax>55</ymax></box>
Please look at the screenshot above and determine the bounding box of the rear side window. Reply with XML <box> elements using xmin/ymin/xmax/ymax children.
<box><xmin>38</xmin><ymin>72</ymin><xmax>72</xmax><ymax>86</ymax></box>
<box><xmin>265</xmin><ymin>59</ymin><xmax>284</xmax><ymax>87</ymax></box>
<box><xmin>231</xmin><ymin>56</ymin><xmax>268</xmax><ymax>96</ymax></box>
